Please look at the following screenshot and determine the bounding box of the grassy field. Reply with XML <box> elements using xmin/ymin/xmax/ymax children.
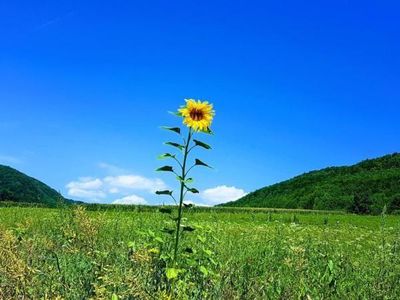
<box><xmin>1</xmin><ymin>206</ymin><xmax>400</xmax><ymax>299</ymax></box>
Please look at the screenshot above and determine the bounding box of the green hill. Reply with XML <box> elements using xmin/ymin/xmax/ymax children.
<box><xmin>0</xmin><ymin>165</ymin><xmax>67</xmax><ymax>206</ymax></box>
<box><xmin>221</xmin><ymin>153</ymin><xmax>400</xmax><ymax>214</ymax></box>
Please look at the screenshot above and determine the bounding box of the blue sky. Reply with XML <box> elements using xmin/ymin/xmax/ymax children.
<box><xmin>1</xmin><ymin>0</ymin><xmax>399</xmax><ymax>205</ymax></box>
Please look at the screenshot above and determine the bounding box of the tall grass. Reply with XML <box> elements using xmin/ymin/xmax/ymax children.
<box><xmin>0</xmin><ymin>206</ymin><xmax>399</xmax><ymax>299</ymax></box>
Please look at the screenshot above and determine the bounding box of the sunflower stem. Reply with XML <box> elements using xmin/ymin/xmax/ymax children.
<box><xmin>173</xmin><ymin>129</ymin><xmax>192</xmax><ymax>264</ymax></box>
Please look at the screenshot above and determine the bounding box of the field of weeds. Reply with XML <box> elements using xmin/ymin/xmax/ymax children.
<box><xmin>1</xmin><ymin>206</ymin><xmax>399</xmax><ymax>299</ymax></box>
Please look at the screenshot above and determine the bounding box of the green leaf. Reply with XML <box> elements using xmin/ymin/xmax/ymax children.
<box><xmin>185</xmin><ymin>247</ymin><xmax>194</xmax><ymax>254</ymax></box>
<box><xmin>149</xmin><ymin>248</ymin><xmax>159</xmax><ymax>255</ymax></box>
<box><xmin>182</xmin><ymin>226</ymin><xmax>196</xmax><ymax>232</ymax></box>
<box><xmin>156</xmin><ymin>166</ymin><xmax>174</xmax><ymax>172</ymax></box>
<box><xmin>166</xmin><ymin>268</ymin><xmax>180</xmax><ymax>280</ymax></box>
<box><xmin>328</xmin><ymin>260</ymin><xmax>334</xmax><ymax>272</ymax></box>
<box><xmin>197</xmin><ymin>235</ymin><xmax>206</xmax><ymax>243</ymax></box>
<box><xmin>161</xmin><ymin>126</ymin><xmax>181</xmax><ymax>135</ymax></box>
<box><xmin>165</xmin><ymin>142</ymin><xmax>184</xmax><ymax>150</ymax></box>
<box><xmin>158</xmin><ymin>153</ymin><xmax>176</xmax><ymax>160</ymax></box>
<box><xmin>193</xmin><ymin>139</ymin><xmax>212</xmax><ymax>150</ymax></box>
<box><xmin>199</xmin><ymin>266</ymin><xmax>209</xmax><ymax>277</ymax></box>
<box><xmin>161</xmin><ymin>227</ymin><xmax>175</xmax><ymax>235</ymax></box>
<box><xmin>176</xmin><ymin>176</ymin><xmax>184</xmax><ymax>182</ymax></box>
<box><xmin>155</xmin><ymin>190</ymin><xmax>173</xmax><ymax>196</ymax></box>
<box><xmin>185</xmin><ymin>178</ymin><xmax>194</xmax><ymax>184</ymax></box>
<box><xmin>204</xmin><ymin>249</ymin><xmax>213</xmax><ymax>256</ymax></box>
<box><xmin>209</xmin><ymin>257</ymin><xmax>218</xmax><ymax>266</ymax></box>
<box><xmin>186</xmin><ymin>187</ymin><xmax>199</xmax><ymax>194</ymax></box>
<box><xmin>159</xmin><ymin>207</ymin><xmax>173</xmax><ymax>214</ymax></box>
<box><xmin>155</xmin><ymin>236</ymin><xmax>164</xmax><ymax>243</ymax></box>
<box><xmin>203</xmin><ymin>128</ymin><xmax>213</xmax><ymax>135</ymax></box>
<box><xmin>169</xmin><ymin>111</ymin><xmax>183</xmax><ymax>117</ymax></box>
<box><xmin>195</xmin><ymin>159</ymin><xmax>212</xmax><ymax>168</ymax></box>
<box><xmin>186</xmin><ymin>258</ymin><xmax>196</xmax><ymax>267</ymax></box>
<box><xmin>112</xmin><ymin>294</ymin><xmax>119</xmax><ymax>300</ymax></box>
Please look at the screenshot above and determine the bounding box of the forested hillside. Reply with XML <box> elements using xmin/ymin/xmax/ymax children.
<box><xmin>222</xmin><ymin>153</ymin><xmax>400</xmax><ymax>214</ymax></box>
<box><xmin>0</xmin><ymin>165</ymin><xmax>66</xmax><ymax>206</ymax></box>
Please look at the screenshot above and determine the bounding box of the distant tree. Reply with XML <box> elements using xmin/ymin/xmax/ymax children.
<box><xmin>300</xmin><ymin>195</ymin><xmax>315</xmax><ymax>210</ymax></box>
<box><xmin>347</xmin><ymin>193</ymin><xmax>372</xmax><ymax>214</ymax></box>
<box><xmin>0</xmin><ymin>189</ymin><xmax>14</xmax><ymax>201</ymax></box>
<box><xmin>389</xmin><ymin>194</ymin><xmax>400</xmax><ymax>213</ymax></box>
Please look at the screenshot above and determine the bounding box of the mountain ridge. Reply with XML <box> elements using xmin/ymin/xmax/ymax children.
<box><xmin>0</xmin><ymin>164</ymin><xmax>69</xmax><ymax>206</ymax></box>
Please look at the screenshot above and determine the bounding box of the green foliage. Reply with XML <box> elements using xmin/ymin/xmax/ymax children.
<box><xmin>193</xmin><ymin>139</ymin><xmax>212</xmax><ymax>150</ymax></box>
<box><xmin>194</xmin><ymin>159</ymin><xmax>212</xmax><ymax>168</ymax></box>
<box><xmin>161</xmin><ymin>126</ymin><xmax>181</xmax><ymax>135</ymax></box>
<box><xmin>134</xmin><ymin>219</ymin><xmax>218</xmax><ymax>298</ymax></box>
<box><xmin>347</xmin><ymin>192</ymin><xmax>372</xmax><ymax>214</ymax></box>
<box><xmin>156</xmin><ymin>166</ymin><xmax>175</xmax><ymax>172</ymax></box>
<box><xmin>156</xmin><ymin>190</ymin><xmax>173</xmax><ymax>196</ymax></box>
<box><xmin>0</xmin><ymin>206</ymin><xmax>400</xmax><ymax>299</ymax></box>
<box><xmin>158</xmin><ymin>153</ymin><xmax>176</xmax><ymax>160</ymax></box>
<box><xmin>164</xmin><ymin>142</ymin><xmax>185</xmax><ymax>151</ymax></box>
<box><xmin>157</xmin><ymin>118</ymin><xmax>214</xmax><ymax>269</ymax></box>
<box><xmin>222</xmin><ymin>153</ymin><xmax>400</xmax><ymax>214</ymax></box>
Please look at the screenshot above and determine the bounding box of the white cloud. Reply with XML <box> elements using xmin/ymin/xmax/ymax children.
<box><xmin>104</xmin><ymin>175</ymin><xmax>167</xmax><ymax>192</ymax></box>
<box><xmin>67</xmin><ymin>188</ymin><xmax>107</xmax><ymax>199</ymax></box>
<box><xmin>66</xmin><ymin>177</ymin><xmax>106</xmax><ymax>200</ymax></box>
<box><xmin>109</xmin><ymin>188</ymin><xmax>120</xmax><ymax>194</ymax></box>
<box><xmin>66</xmin><ymin>177</ymin><xmax>103</xmax><ymax>190</ymax></box>
<box><xmin>201</xmin><ymin>185</ymin><xmax>247</xmax><ymax>205</ymax></box>
<box><xmin>113</xmin><ymin>194</ymin><xmax>147</xmax><ymax>205</ymax></box>
<box><xmin>66</xmin><ymin>166</ymin><xmax>167</xmax><ymax>203</ymax></box>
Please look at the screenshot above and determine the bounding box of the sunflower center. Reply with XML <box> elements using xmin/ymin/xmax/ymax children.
<box><xmin>190</xmin><ymin>109</ymin><xmax>204</xmax><ymax>121</ymax></box>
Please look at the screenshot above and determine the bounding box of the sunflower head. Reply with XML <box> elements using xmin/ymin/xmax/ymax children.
<box><xmin>178</xmin><ymin>99</ymin><xmax>215</xmax><ymax>132</ymax></box>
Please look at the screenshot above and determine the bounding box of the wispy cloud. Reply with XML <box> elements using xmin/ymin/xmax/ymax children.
<box><xmin>104</xmin><ymin>175</ymin><xmax>166</xmax><ymax>193</ymax></box>
<box><xmin>67</xmin><ymin>188</ymin><xmax>107</xmax><ymax>200</ymax></box>
<box><xmin>98</xmin><ymin>162</ymin><xmax>128</xmax><ymax>175</ymax></box>
<box><xmin>67</xmin><ymin>177</ymin><xmax>103</xmax><ymax>190</ymax></box>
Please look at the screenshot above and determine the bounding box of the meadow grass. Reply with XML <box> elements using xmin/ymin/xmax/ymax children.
<box><xmin>1</xmin><ymin>206</ymin><xmax>400</xmax><ymax>299</ymax></box>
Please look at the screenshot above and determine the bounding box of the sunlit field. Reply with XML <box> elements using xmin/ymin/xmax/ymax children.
<box><xmin>1</xmin><ymin>205</ymin><xmax>399</xmax><ymax>299</ymax></box>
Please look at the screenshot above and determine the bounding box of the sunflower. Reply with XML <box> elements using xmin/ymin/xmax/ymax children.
<box><xmin>178</xmin><ymin>99</ymin><xmax>215</xmax><ymax>132</ymax></box>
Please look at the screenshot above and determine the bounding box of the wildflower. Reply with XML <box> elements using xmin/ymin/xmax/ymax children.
<box><xmin>178</xmin><ymin>99</ymin><xmax>215</xmax><ymax>132</ymax></box>
<box><xmin>157</xmin><ymin>99</ymin><xmax>215</xmax><ymax>263</ymax></box>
